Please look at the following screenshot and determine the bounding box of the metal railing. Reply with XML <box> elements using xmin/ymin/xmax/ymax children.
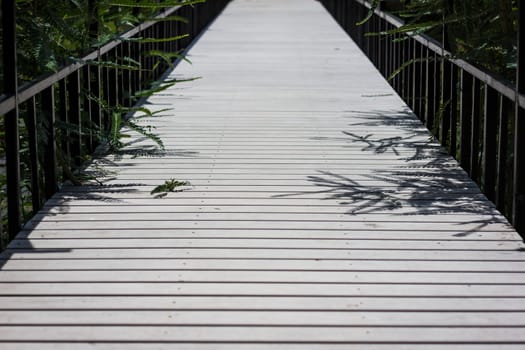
<box><xmin>0</xmin><ymin>0</ymin><xmax>230</xmax><ymax>247</ymax></box>
<box><xmin>320</xmin><ymin>0</ymin><xmax>525</xmax><ymax>237</ymax></box>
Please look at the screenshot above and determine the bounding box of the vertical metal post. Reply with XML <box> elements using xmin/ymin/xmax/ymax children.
<box><xmin>25</xmin><ymin>97</ymin><xmax>41</xmax><ymax>213</ymax></box>
<box><xmin>440</xmin><ymin>60</ymin><xmax>451</xmax><ymax>146</ymax></box>
<box><xmin>449</xmin><ymin>65</ymin><xmax>458</xmax><ymax>157</ymax></box>
<box><xmin>470</xmin><ymin>79</ymin><xmax>481</xmax><ymax>182</ymax></box>
<box><xmin>82</xmin><ymin>65</ymin><xmax>92</xmax><ymax>151</ymax></box>
<box><xmin>58</xmin><ymin>79</ymin><xmax>70</xmax><ymax>159</ymax></box>
<box><xmin>412</xmin><ymin>41</ymin><xmax>419</xmax><ymax>115</ymax></box>
<box><xmin>418</xmin><ymin>43</ymin><xmax>426</xmax><ymax>119</ymax></box>
<box><xmin>425</xmin><ymin>49</ymin><xmax>434</xmax><ymax>129</ymax></box>
<box><xmin>482</xmin><ymin>85</ymin><xmax>498</xmax><ymax>201</ymax></box>
<box><xmin>42</xmin><ymin>86</ymin><xmax>57</xmax><ymax>199</ymax></box>
<box><xmin>89</xmin><ymin>63</ymin><xmax>102</xmax><ymax>152</ymax></box>
<box><xmin>496</xmin><ymin>96</ymin><xmax>510</xmax><ymax>212</ymax></box>
<box><xmin>459</xmin><ymin>70</ymin><xmax>473</xmax><ymax>173</ymax></box>
<box><xmin>514</xmin><ymin>0</ymin><xmax>525</xmax><ymax>235</ymax></box>
<box><xmin>68</xmin><ymin>70</ymin><xmax>82</xmax><ymax>165</ymax></box>
<box><xmin>438</xmin><ymin>57</ymin><xmax>453</xmax><ymax>152</ymax></box>
<box><xmin>108</xmin><ymin>51</ymin><xmax>119</xmax><ymax>109</ymax></box>
<box><xmin>2</xmin><ymin>0</ymin><xmax>22</xmax><ymax>238</ymax></box>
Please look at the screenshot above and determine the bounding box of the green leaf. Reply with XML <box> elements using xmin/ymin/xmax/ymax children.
<box><xmin>145</xmin><ymin>49</ymin><xmax>191</xmax><ymax>67</ymax></box>
<box><xmin>146</xmin><ymin>15</ymin><xmax>189</xmax><ymax>24</ymax></box>
<box><xmin>356</xmin><ymin>0</ymin><xmax>380</xmax><ymax>26</ymax></box>
<box><xmin>387</xmin><ymin>57</ymin><xmax>432</xmax><ymax>81</ymax></box>
<box><xmin>124</xmin><ymin>119</ymin><xmax>165</xmax><ymax>150</ymax></box>
<box><xmin>126</xmin><ymin>34</ymin><xmax>189</xmax><ymax>44</ymax></box>
<box><xmin>110</xmin><ymin>112</ymin><xmax>123</xmax><ymax>147</ymax></box>
<box><xmin>104</xmin><ymin>0</ymin><xmax>205</xmax><ymax>8</ymax></box>
<box><xmin>85</xmin><ymin>59</ymin><xmax>141</xmax><ymax>70</ymax></box>
<box><xmin>150</xmin><ymin>179</ymin><xmax>190</xmax><ymax>197</ymax></box>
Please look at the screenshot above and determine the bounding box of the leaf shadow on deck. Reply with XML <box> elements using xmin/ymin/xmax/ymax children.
<box><xmin>0</xmin><ymin>143</ymin><xmax>201</xmax><ymax>265</ymax></box>
<box><xmin>0</xmin><ymin>183</ymin><xmax>144</xmax><ymax>266</ymax></box>
<box><xmin>276</xmin><ymin>108</ymin><xmax>511</xmax><ymax>236</ymax></box>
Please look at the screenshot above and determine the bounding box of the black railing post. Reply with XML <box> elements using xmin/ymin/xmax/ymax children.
<box><xmin>496</xmin><ymin>96</ymin><xmax>510</xmax><ymax>212</ymax></box>
<box><xmin>470</xmin><ymin>79</ymin><xmax>481</xmax><ymax>182</ymax></box>
<box><xmin>449</xmin><ymin>64</ymin><xmax>458</xmax><ymax>156</ymax></box>
<box><xmin>440</xmin><ymin>59</ymin><xmax>452</xmax><ymax>151</ymax></box>
<box><xmin>58</xmin><ymin>79</ymin><xmax>70</xmax><ymax>160</ymax></box>
<box><xmin>68</xmin><ymin>71</ymin><xmax>82</xmax><ymax>165</ymax></box>
<box><xmin>25</xmin><ymin>97</ymin><xmax>42</xmax><ymax>213</ymax></box>
<box><xmin>41</xmin><ymin>86</ymin><xmax>58</xmax><ymax>199</ymax></box>
<box><xmin>459</xmin><ymin>70</ymin><xmax>473</xmax><ymax>173</ymax></box>
<box><xmin>482</xmin><ymin>85</ymin><xmax>498</xmax><ymax>201</ymax></box>
<box><xmin>412</xmin><ymin>42</ymin><xmax>420</xmax><ymax>114</ymax></box>
<box><xmin>514</xmin><ymin>1</ymin><xmax>525</xmax><ymax>235</ymax></box>
<box><xmin>2</xmin><ymin>0</ymin><xmax>22</xmax><ymax>239</ymax></box>
<box><xmin>89</xmin><ymin>63</ymin><xmax>102</xmax><ymax>152</ymax></box>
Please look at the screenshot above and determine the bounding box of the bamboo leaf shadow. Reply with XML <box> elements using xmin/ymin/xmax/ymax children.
<box><xmin>302</xmin><ymin>109</ymin><xmax>511</xmax><ymax>236</ymax></box>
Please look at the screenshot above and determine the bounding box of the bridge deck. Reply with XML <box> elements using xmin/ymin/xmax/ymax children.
<box><xmin>1</xmin><ymin>0</ymin><xmax>525</xmax><ymax>348</ymax></box>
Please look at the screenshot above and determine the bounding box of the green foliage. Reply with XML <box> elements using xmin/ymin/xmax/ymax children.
<box><xmin>150</xmin><ymin>179</ymin><xmax>190</xmax><ymax>198</ymax></box>
<box><xmin>363</xmin><ymin>0</ymin><xmax>517</xmax><ymax>81</ymax></box>
<box><xmin>14</xmin><ymin>0</ymin><xmax>91</xmax><ymax>80</ymax></box>
<box><xmin>356</xmin><ymin>0</ymin><xmax>380</xmax><ymax>26</ymax></box>
<box><xmin>105</xmin><ymin>0</ymin><xmax>205</xmax><ymax>8</ymax></box>
<box><xmin>0</xmin><ymin>0</ymin><xmax>199</xmax><ymax>242</ymax></box>
<box><xmin>11</xmin><ymin>0</ymin><xmax>195</xmax><ymax>83</ymax></box>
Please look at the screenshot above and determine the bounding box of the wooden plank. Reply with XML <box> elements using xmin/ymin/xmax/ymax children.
<box><xmin>29</xmin><ymin>213</ymin><xmax>507</xmax><ymax>224</ymax></box>
<box><xmin>3</xmin><ymin>258</ymin><xmax>525</xmax><ymax>272</ymax></box>
<box><xmin>0</xmin><ymin>296</ymin><xmax>524</xmax><ymax>311</ymax></box>
<box><xmin>4</xmin><ymin>248</ymin><xmax>524</xmax><ymax>261</ymax></box>
<box><xmin>43</xmin><ymin>197</ymin><xmax>495</xmax><ymax>208</ymax></box>
<box><xmin>1</xmin><ymin>310</ymin><xmax>525</xmax><ymax>326</ymax></box>
<box><xmin>24</xmin><ymin>220</ymin><xmax>515</xmax><ymax>232</ymax></box>
<box><xmin>17</xmin><ymin>228</ymin><xmax>518</xmax><ymax>240</ymax></box>
<box><xmin>1</xmin><ymin>326</ymin><xmax>525</xmax><ymax>342</ymax></box>
<box><xmin>2</xmin><ymin>270</ymin><xmax>525</xmax><ymax>284</ymax></box>
<box><xmin>1</xmin><ymin>345</ymin><xmax>524</xmax><ymax>350</ymax></box>
<box><xmin>7</xmin><ymin>238</ymin><xmax>522</xmax><ymax>251</ymax></box>
<box><xmin>91</xmin><ymin>175</ymin><xmax>475</xmax><ymax>189</ymax></box>
<box><xmin>38</xmin><ymin>204</ymin><xmax>499</xmax><ymax>215</ymax></box>
<box><xmin>0</xmin><ymin>282</ymin><xmax>524</xmax><ymax>297</ymax></box>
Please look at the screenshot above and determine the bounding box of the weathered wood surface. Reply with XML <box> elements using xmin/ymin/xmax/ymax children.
<box><xmin>1</xmin><ymin>0</ymin><xmax>525</xmax><ymax>348</ymax></box>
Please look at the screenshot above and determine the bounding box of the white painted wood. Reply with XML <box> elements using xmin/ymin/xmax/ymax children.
<box><xmin>0</xmin><ymin>296</ymin><xmax>524</xmax><ymax>311</ymax></box>
<box><xmin>1</xmin><ymin>345</ymin><xmax>524</xmax><ymax>350</ymax></box>
<box><xmin>1</xmin><ymin>0</ymin><xmax>525</xmax><ymax>346</ymax></box>
<box><xmin>3</xmin><ymin>259</ymin><xmax>525</xmax><ymax>272</ymax></box>
<box><xmin>1</xmin><ymin>326</ymin><xmax>525</xmax><ymax>342</ymax></box>
<box><xmin>17</xmin><ymin>226</ymin><xmax>521</xmax><ymax>237</ymax></box>
<box><xmin>0</xmin><ymin>310</ymin><xmax>524</xmax><ymax>326</ymax></box>
<box><xmin>37</xmin><ymin>204</ymin><xmax>499</xmax><ymax>215</ymax></box>
<box><xmin>24</xmin><ymin>220</ymin><xmax>516</xmax><ymax>232</ymax></box>
<box><xmin>1</xmin><ymin>270</ymin><xmax>525</xmax><ymax>284</ymax></box>
<box><xmin>3</xmin><ymin>248</ymin><xmax>525</xmax><ymax>260</ymax></box>
<box><xmin>7</xmin><ymin>238</ymin><xmax>523</xmax><ymax>250</ymax></box>
<box><xmin>29</xmin><ymin>212</ymin><xmax>507</xmax><ymax>224</ymax></box>
<box><xmin>0</xmin><ymin>282</ymin><xmax>524</xmax><ymax>297</ymax></box>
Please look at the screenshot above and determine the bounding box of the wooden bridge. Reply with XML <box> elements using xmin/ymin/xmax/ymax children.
<box><xmin>1</xmin><ymin>0</ymin><xmax>525</xmax><ymax>347</ymax></box>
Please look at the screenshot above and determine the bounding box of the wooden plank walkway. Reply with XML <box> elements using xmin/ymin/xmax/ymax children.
<box><xmin>2</xmin><ymin>0</ymin><xmax>525</xmax><ymax>348</ymax></box>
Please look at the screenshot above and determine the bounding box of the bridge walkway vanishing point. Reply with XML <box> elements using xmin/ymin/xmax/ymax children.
<box><xmin>1</xmin><ymin>0</ymin><xmax>525</xmax><ymax>348</ymax></box>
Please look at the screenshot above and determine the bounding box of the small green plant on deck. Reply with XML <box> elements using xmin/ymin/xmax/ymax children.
<box><xmin>150</xmin><ymin>179</ymin><xmax>191</xmax><ymax>198</ymax></box>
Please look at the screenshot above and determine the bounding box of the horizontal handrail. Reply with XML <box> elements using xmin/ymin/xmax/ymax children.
<box><xmin>0</xmin><ymin>5</ymin><xmax>181</xmax><ymax>116</ymax></box>
<box><xmin>356</xmin><ymin>0</ymin><xmax>524</xmax><ymax>108</ymax></box>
